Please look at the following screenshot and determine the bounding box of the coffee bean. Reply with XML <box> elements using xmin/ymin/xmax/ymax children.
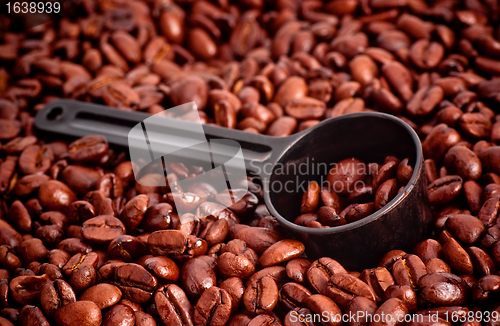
<box><xmin>326</xmin><ymin>272</ymin><xmax>376</xmax><ymax>309</ymax></box>
<box><xmin>40</xmin><ymin>280</ymin><xmax>75</xmax><ymax>317</ymax></box>
<box><xmin>66</xmin><ymin>135</ymin><xmax>108</xmax><ymax>165</ymax></box>
<box><xmin>346</xmin><ymin>296</ymin><xmax>378</xmax><ymax>326</ymax></box>
<box><xmin>79</xmin><ymin>283</ymin><xmax>122</xmax><ymax>309</ymax></box>
<box><xmin>244</xmin><ymin>276</ymin><xmax>279</xmax><ymax>314</ymax></box>
<box><xmin>445</xmin><ymin>214</ymin><xmax>485</xmax><ymax>244</ymax></box>
<box><xmin>194</xmin><ymin>287</ymin><xmax>232</xmax><ymax>326</ymax></box>
<box><xmin>120</xmin><ymin>194</ymin><xmax>149</xmax><ymax>232</ymax></box>
<box><xmin>54</xmin><ymin>301</ymin><xmax>102</xmax><ymax>326</ymax></box>
<box><xmin>359</xmin><ymin>267</ymin><xmax>395</xmax><ymax>303</ymax></box>
<box><xmin>38</xmin><ymin>181</ymin><xmax>77</xmax><ymax>214</ymax></box>
<box><xmin>372</xmin><ymin>298</ymin><xmax>408</xmax><ymax>326</ymax></box>
<box><xmin>307</xmin><ymin>258</ymin><xmax>346</xmax><ymax>294</ymax></box>
<box><xmin>259</xmin><ymin>240</ymin><xmax>305</xmax><ymax>268</ymax></box>
<box><xmin>428</xmin><ymin>175</ymin><xmax>463</xmax><ymax>205</ymax></box>
<box><xmin>180</xmin><ymin>256</ymin><xmax>217</xmax><ymax>298</ymax></box>
<box><xmin>155</xmin><ymin>284</ymin><xmax>194</xmax><ymax>326</ymax></box>
<box><xmin>307</xmin><ymin>294</ymin><xmax>341</xmax><ymax>326</ymax></box>
<box><xmin>62</xmin><ymin>252</ymin><xmax>98</xmax><ymax>292</ymax></box>
<box><xmin>327</xmin><ymin>158</ymin><xmax>366</xmax><ymax>195</ymax></box>
<box><xmin>102</xmin><ymin>304</ymin><xmax>135</xmax><ymax>326</ymax></box>
<box><xmin>418</xmin><ymin>273</ymin><xmax>469</xmax><ymax>306</ymax></box>
<box><xmin>392</xmin><ymin>254</ymin><xmax>427</xmax><ymax>288</ymax></box>
<box><xmin>108</xmin><ymin>235</ymin><xmax>148</xmax><ymax>263</ymax></box>
<box><xmin>478</xmin><ymin>197</ymin><xmax>500</xmax><ymax>227</ymax></box>
<box><xmin>219</xmin><ymin>277</ymin><xmax>245</xmax><ymax>314</ymax></box>
<box><xmin>140</xmin><ymin>255</ymin><xmax>179</xmax><ymax>283</ymax></box>
<box><xmin>81</xmin><ymin>215</ymin><xmax>125</xmax><ymax>245</ymax></box>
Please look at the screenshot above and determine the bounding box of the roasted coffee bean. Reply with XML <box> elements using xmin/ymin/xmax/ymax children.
<box><xmin>66</xmin><ymin>135</ymin><xmax>108</xmax><ymax>164</ymax></box>
<box><xmin>18</xmin><ymin>305</ymin><xmax>49</xmax><ymax>326</ymax></box>
<box><xmin>379</xmin><ymin>250</ymin><xmax>408</xmax><ymax>271</ymax></box>
<box><xmin>267</xmin><ymin>116</ymin><xmax>297</xmax><ymax>137</ymax></box>
<box><xmin>17</xmin><ymin>238</ymin><xmax>48</xmax><ymax>265</ymax></box>
<box><xmin>463</xmin><ymin>180</ymin><xmax>483</xmax><ymax>215</ymax></box>
<box><xmin>39</xmin><ymin>279</ymin><xmax>76</xmax><ymax>317</ymax></box>
<box><xmin>327</xmin><ymin>158</ymin><xmax>366</xmax><ymax>195</ymax></box>
<box><xmin>300</xmin><ymin>182</ymin><xmax>320</xmax><ymax>214</ymax></box>
<box><xmin>155</xmin><ymin>284</ymin><xmax>194</xmax><ymax>326</ymax></box>
<box><xmin>425</xmin><ymin>258</ymin><xmax>451</xmax><ymax>274</ymax></box>
<box><xmin>142</xmin><ymin>203</ymin><xmax>174</xmax><ymax>232</ymax></box>
<box><xmin>468</xmin><ymin>247</ymin><xmax>495</xmax><ymax>276</ymax></box>
<box><xmin>194</xmin><ymin>287</ymin><xmax>232</xmax><ymax>326</ymax></box>
<box><xmin>372</xmin><ymin>298</ymin><xmax>408</xmax><ymax>326</ymax></box>
<box><xmin>200</xmin><ymin>218</ymin><xmax>229</xmax><ymax>247</ymax></box>
<box><xmin>307</xmin><ymin>294</ymin><xmax>341</xmax><ymax>326</ymax></box>
<box><xmin>307</xmin><ymin>258</ymin><xmax>346</xmax><ymax>294</ymax></box>
<box><xmin>4</xmin><ymin>0</ymin><xmax>500</xmax><ymax>322</ymax></box>
<box><xmin>418</xmin><ymin>273</ymin><xmax>469</xmax><ymax>306</ymax></box>
<box><xmin>62</xmin><ymin>252</ymin><xmax>98</xmax><ymax>292</ymax></box>
<box><xmin>38</xmin><ymin>180</ymin><xmax>77</xmax><ymax>214</ymax></box>
<box><xmin>444</xmin><ymin>146</ymin><xmax>482</xmax><ymax>180</ymax></box>
<box><xmin>445</xmin><ymin>214</ymin><xmax>485</xmax><ymax>244</ymax></box>
<box><xmin>317</xmin><ymin>206</ymin><xmax>346</xmax><ymax>226</ymax></box>
<box><xmin>374</xmin><ymin>178</ymin><xmax>399</xmax><ymax>210</ymax></box>
<box><xmin>120</xmin><ymin>194</ymin><xmax>149</xmax><ymax>232</ymax></box>
<box><xmin>134</xmin><ymin>311</ymin><xmax>156</xmax><ymax>326</ymax></box>
<box><xmin>325</xmin><ymin>272</ymin><xmax>376</xmax><ymax>309</ymax></box>
<box><xmin>285</xmin><ymin>97</ymin><xmax>326</xmax><ymax>120</ymax></box>
<box><xmin>413</xmin><ymin>239</ymin><xmax>443</xmax><ymax>261</ymax></box>
<box><xmin>422</xmin><ymin>125</ymin><xmax>462</xmax><ymax>163</ymax></box>
<box><xmin>283</xmin><ymin>307</ymin><xmax>320</xmax><ymax>326</ymax></box>
<box><xmin>442</xmin><ymin>236</ymin><xmax>474</xmax><ymax>275</ymax></box>
<box><xmin>10</xmin><ymin>274</ymin><xmax>51</xmax><ymax>305</ymax></box>
<box><xmin>392</xmin><ymin>254</ymin><xmax>427</xmax><ymax>288</ymax></box>
<box><xmin>286</xmin><ymin>259</ymin><xmax>312</xmax><ymax>285</ymax></box>
<box><xmin>279</xmin><ymin>282</ymin><xmax>312</xmax><ymax>310</ymax></box>
<box><xmin>346</xmin><ymin>296</ymin><xmax>378</xmax><ymax>326</ymax></box>
<box><xmin>219</xmin><ymin>251</ymin><xmax>255</xmax><ymax>280</ymax></box>
<box><xmin>81</xmin><ymin>215</ymin><xmax>125</xmax><ymax>245</ymax></box>
<box><xmin>180</xmin><ymin>256</ymin><xmax>216</xmax><ymax>298</ymax></box>
<box><xmin>232</xmin><ymin>226</ymin><xmax>281</xmax><ymax>255</ymax></box>
<box><xmin>0</xmin><ymin>120</ymin><xmax>21</xmax><ymax>140</ymax></box>
<box><xmin>428</xmin><ymin>175</ymin><xmax>463</xmax><ymax>205</ymax></box>
<box><xmin>54</xmin><ymin>301</ymin><xmax>102</xmax><ymax>326</ymax></box>
<box><xmin>259</xmin><ymin>240</ymin><xmax>305</xmax><ymax>268</ymax></box>
<box><xmin>479</xmin><ymin>197</ymin><xmax>500</xmax><ymax>227</ymax></box>
<box><xmin>480</xmin><ymin>227</ymin><xmax>500</xmax><ymax>250</ymax></box>
<box><xmin>148</xmin><ymin>230</ymin><xmax>193</xmax><ymax>260</ymax></box>
<box><xmin>19</xmin><ymin>145</ymin><xmax>54</xmax><ymax>175</ymax></box>
<box><xmin>60</xmin><ymin>166</ymin><xmax>102</xmax><ymax>198</ymax></box>
<box><xmin>108</xmin><ymin>235</ymin><xmax>148</xmax><ymax>263</ymax></box>
<box><xmin>359</xmin><ymin>267</ymin><xmax>395</xmax><ymax>302</ymax></box>
<box><xmin>244</xmin><ymin>276</ymin><xmax>279</xmax><ymax>315</ymax></box>
<box><xmin>108</xmin><ymin>263</ymin><xmax>158</xmax><ymax>303</ymax></box>
<box><xmin>220</xmin><ymin>277</ymin><xmax>245</xmax><ymax>314</ymax></box>
<box><xmin>471</xmin><ymin>275</ymin><xmax>500</xmax><ymax>304</ymax></box>
<box><xmin>0</xmin><ymin>245</ymin><xmax>21</xmax><ymax>271</ymax></box>
<box><xmin>384</xmin><ymin>285</ymin><xmax>418</xmax><ymax>313</ymax></box>
<box><xmin>102</xmin><ymin>304</ymin><xmax>135</xmax><ymax>326</ymax></box>
<box><xmin>139</xmin><ymin>255</ymin><xmax>179</xmax><ymax>283</ymax></box>
<box><xmin>79</xmin><ymin>283</ymin><xmax>122</xmax><ymax>309</ymax></box>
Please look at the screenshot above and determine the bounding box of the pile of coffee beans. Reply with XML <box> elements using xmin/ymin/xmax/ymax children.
<box><xmin>295</xmin><ymin>156</ymin><xmax>413</xmax><ymax>227</ymax></box>
<box><xmin>2</xmin><ymin>0</ymin><xmax>500</xmax><ymax>324</ymax></box>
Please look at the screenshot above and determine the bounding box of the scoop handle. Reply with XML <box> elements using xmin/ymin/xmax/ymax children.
<box><xmin>34</xmin><ymin>100</ymin><xmax>292</xmax><ymax>179</ymax></box>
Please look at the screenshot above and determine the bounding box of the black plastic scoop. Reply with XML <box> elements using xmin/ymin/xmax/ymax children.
<box><xmin>35</xmin><ymin>99</ymin><xmax>432</xmax><ymax>270</ymax></box>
